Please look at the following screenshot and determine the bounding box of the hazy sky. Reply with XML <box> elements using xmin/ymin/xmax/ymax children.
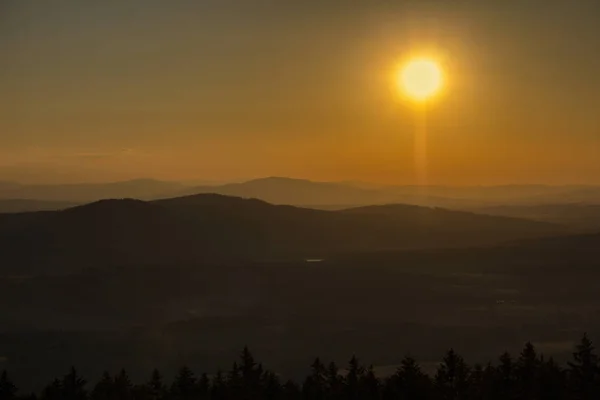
<box><xmin>2</xmin><ymin>0</ymin><xmax>599</xmax><ymax>185</ymax></box>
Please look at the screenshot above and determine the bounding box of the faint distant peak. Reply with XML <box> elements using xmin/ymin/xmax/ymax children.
<box><xmin>247</xmin><ymin>176</ymin><xmax>316</xmax><ymax>184</ymax></box>
<box><xmin>343</xmin><ymin>203</ymin><xmax>429</xmax><ymax>211</ymax></box>
<box><xmin>338</xmin><ymin>180</ymin><xmax>387</xmax><ymax>190</ymax></box>
<box><xmin>117</xmin><ymin>178</ymin><xmax>164</xmax><ymax>184</ymax></box>
<box><xmin>242</xmin><ymin>176</ymin><xmax>345</xmax><ymax>188</ymax></box>
<box><xmin>107</xmin><ymin>178</ymin><xmax>182</xmax><ymax>186</ymax></box>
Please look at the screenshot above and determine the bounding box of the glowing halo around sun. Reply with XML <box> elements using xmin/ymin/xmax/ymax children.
<box><xmin>398</xmin><ymin>58</ymin><xmax>443</xmax><ymax>101</ymax></box>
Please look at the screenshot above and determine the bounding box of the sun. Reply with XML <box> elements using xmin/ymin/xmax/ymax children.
<box><xmin>398</xmin><ymin>59</ymin><xmax>443</xmax><ymax>101</ymax></box>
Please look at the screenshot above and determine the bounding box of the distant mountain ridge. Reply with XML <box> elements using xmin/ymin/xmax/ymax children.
<box><xmin>184</xmin><ymin>177</ymin><xmax>600</xmax><ymax>208</ymax></box>
<box><xmin>2</xmin><ymin>177</ymin><xmax>600</xmax><ymax>212</ymax></box>
<box><xmin>0</xmin><ymin>179</ymin><xmax>184</xmax><ymax>203</ymax></box>
<box><xmin>0</xmin><ymin>199</ymin><xmax>78</xmax><ymax>213</ymax></box>
<box><xmin>473</xmin><ymin>204</ymin><xmax>600</xmax><ymax>231</ymax></box>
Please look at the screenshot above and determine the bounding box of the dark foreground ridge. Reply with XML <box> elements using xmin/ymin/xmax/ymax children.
<box><xmin>2</xmin><ymin>335</ymin><xmax>599</xmax><ymax>399</ymax></box>
<box><xmin>0</xmin><ymin>193</ymin><xmax>563</xmax><ymax>275</ymax></box>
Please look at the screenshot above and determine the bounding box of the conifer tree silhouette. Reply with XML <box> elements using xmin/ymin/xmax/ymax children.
<box><xmin>0</xmin><ymin>371</ymin><xmax>17</xmax><ymax>400</ymax></box>
<box><xmin>170</xmin><ymin>366</ymin><xmax>196</xmax><ymax>400</ymax></box>
<box><xmin>303</xmin><ymin>358</ymin><xmax>327</xmax><ymax>400</ymax></box>
<box><xmin>147</xmin><ymin>369</ymin><xmax>167</xmax><ymax>400</ymax></box>
<box><xmin>283</xmin><ymin>379</ymin><xmax>301</xmax><ymax>400</ymax></box>
<box><xmin>326</xmin><ymin>361</ymin><xmax>342</xmax><ymax>400</ymax></box>
<box><xmin>113</xmin><ymin>369</ymin><xmax>133</xmax><ymax>400</ymax></box>
<box><xmin>20</xmin><ymin>335</ymin><xmax>600</xmax><ymax>400</ymax></box>
<box><xmin>211</xmin><ymin>371</ymin><xmax>226</xmax><ymax>400</ymax></box>
<box><xmin>568</xmin><ymin>333</ymin><xmax>600</xmax><ymax>400</ymax></box>
<box><xmin>91</xmin><ymin>371</ymin><xmax>113</xmax><ymax>400</ymax></box>
<box><xmin>40</xmin><ymin>379</ymin><xmax>61</xmax><ymax>400</ymax></box>
<box><xmin>360</xmin><ymin>365</ymin><xmax>379</xmax><ymax>400</ymax></box>
<box><xmin>539</xmin><ymin>356</ymin><xmax>565</xmax><ymax>400</ymax></box>
<box><xmin>60</xmin><ymin>367</ymin><xmax>87</xmax><ymax>400</ymax></box>
<box><xmin>197</xmin><ymin>373</ymin><xmax>210</xmax><ymax>400</ymax></box>
<box><xmin>515</xmin><ymin>342</ymin><xmax>539</xmax><ymax>400</ymax></box>
<box><xmin>387</xmin><ymin>356</ymin><xmax>431</xmax><ymax>400</ymax></box>
<box><xmin>345</xmin><ymin>356</ymin><xmax>365</xmax><ymax>400</ymax></box>
<box><xmin>434</xmin><ymin>349</ymin><xmax>470</xmax><ymax>400</ymax></box>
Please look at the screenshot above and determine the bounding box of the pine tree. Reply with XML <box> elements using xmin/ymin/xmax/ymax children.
<box><xmin>113</xmin><ymin>369</ymin><xmax>133</xmax><ymax>400</ymax></box>
<box><xmin>493</xmin><ymin>352</ymin><xmax>515</xmax><ymax>400</ymax></box>
<box><xmin>538</xmin><ymin>356</ymin><xmax>565</xmax><ymax>400</ymax></box>
<box><xmin>466</xmin><ymin>363</ymin><xmax>485</xmax><ymax>400</ymax></box>
<box><xmin>0</xmin><ymin>371</ymin><xmax>17</xmax><ymax>400</ymax></box>
<box><xmin>389</xmin><ymin>356</ymin><xmax>431</xmax><ymax>400</ymax></box>
<box><xmin>434</xmin><ymin>349</ymin><xmax>470</xmax><ymax>400</ymax></box>
<box><xmin>303</xmin><ymin>358</ymin><xmax>326</xmax><ymax>400</ymax></box>
<box><xmin>90</xmin><ymin>372</ymin><xmax>114</xmax><ymax>400</ymax></box>
<box><xmin>470</xmin><ymin>363</ymin><xmax>496</xmax><ymax>400</ymax></box>
<box><xmin>40</xmin><ymin>379</ymin><xmax>61</xmax><ymax>400</ymax></box>
<box><xmin>515</xmin><ymin>342</ymin><xmax>540</xmax><ymax>400</ymax></box>
<box><xmin>146</xmin><ymin>369</ymin><xmax>166</xmax><ymax>400</ymax></box>
<box><xmin>197</xmin><ymin>373</ymin><xmax>210</xmax><ymax>399</ymax></box>
<box><xmin>228</xmin><ymin>362</ymin><xmax>242</xmax><ymax>399</ymax></box>
<box><xmin>241</xmin><ymin>347</ymin><xmax>258</xmax><ymax>381</ymax></box>
<box><xmin>263</xmin><ymin>370</ymin><xmax>281</xmax><ymax>400</ymax></box>
<box><xmin>568</xmin><ymin>333</ymin><xmax>600</xmax><ymax>400</ymax></box>
<box><xmin>211</xmin><ymin>371</ymin><xmax>226</xmax><ymax>400</ymax></box>
<box><xmin>170</xmin><ymin>366</ymin><xmax>196</xmax><ymax>400</ymax></box>
<box><xmin>239</xmin><ymin>347</ymin><xmax>262</xmax><ymax>399</ymax></box>
<box><xmin>359</xmin><ymin>365</ymin><xmax>379</xmax><ymax>400</ymax></box>
<box><xmin>60</xmin><ymin>367</ymin><xmax>87</xmax><ymax>400</ymax></box>
<box><xmin>326</xmin><ymin>362</ymin><xmax>342</xmax><ymax>400</ymax></box>
<box><xmin>345</xmin><ymin>356</ymin><xmax>365</xmax><ymax>400</ymax></box>
<box><xmin>283</xmin><ymin>379</ymin><xmax>301</xmax><ymax>400</ymax></box>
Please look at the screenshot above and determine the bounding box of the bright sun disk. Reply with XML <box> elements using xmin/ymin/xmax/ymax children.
<box><xmin>399</xmin><ymin>59</ymin><xmax>443</xmax><ymax>101</ymax></box>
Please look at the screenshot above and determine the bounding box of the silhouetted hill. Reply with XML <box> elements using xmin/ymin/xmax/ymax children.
<box><xmin>0</xmin><ymin>199</ymin><xmax>209</xmax><ymax>272</ymax></box>
<box><xmin>3</xmin><ymin>177</ymin><xmax>600</xmax><ymax>209</ymax></box>
<box><xmin>514</xmin><ymin>187</ymin><xmax>600</xmax><ymax>204</ymax></box>
<box><xmin>0</xmin><ymin>194</ymin><xmax>563</xmax><ymax>275</ymax></box>
<box><xmin>0</xmin><ymin>199</ymin><xmax>78</xmax><ymax>213</ymax></box>
<box><xmin>147</xmin><ymin>196</ymin><xmax>566</xmax><ymax>256</ymax></box>
<box><xmin>184</xmin><ymin>177</ymin><xmax>380</xmax><ymax>206</ymax></box>
<box><xmin>508</xmin><ymin>231</ymin><xmax>600</xmax><ymax>254</ymax></box>
<box><xmin>474</xmin><ymin>204</ymin><xmax>600</xmax><ymax>231</ymax></box>
<box><xmin>0</xmin><ymin>179</ymin><xmax>184</xmax><ymax>202</ymax></box>
<box><xmin>183</xmin><ymin>177</ymin><xmax>488</xmax><ymax>208</ymax></box>
<box><xmin>339</xmin><ymin>204</ymin><xmax>564</xmax><ymax>237</ymax></box>
<box><xmin>184</xmin><ymin>178</ymin><xmax>600</xmax><ymax>209</ymax></box>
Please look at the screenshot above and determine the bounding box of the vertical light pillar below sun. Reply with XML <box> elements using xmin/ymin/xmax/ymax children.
<box><xmin>398</xmin><ymin>59</ymin><xmax>443</xmax><ymax>188</ymax></box>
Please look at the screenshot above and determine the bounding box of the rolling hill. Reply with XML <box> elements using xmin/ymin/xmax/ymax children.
<box><xmin>183</xmin><ymin>178</ymin><xmax>600</xmax><ymax>208</ymax></box>
<box><xmin>472</xmin><ymin>204</ymin><xmax>600</xmax><ymax>231</ymax></box>
<box><xmin>3</xmin><ymin>177</ymin><xmax>600</xmax><ymax>209</ymax></box>
<box><xmin>0</xmin><ymin>179</ymin><xmax>184</xmax><ymax>202</ymax></box>
<box><xmin>0</xmin><ymin>199</ymin><xmax>78</xmax><ymax>213</ymax></box>
<box><xmin>0</xmin><ymin>194</ymin><xmax>564</xmax><ymax>275</ymax></box>
<box><xmin>182</xmin><ymin>177</ymin><xmax>498</xmax><ymax>209</ymax></box>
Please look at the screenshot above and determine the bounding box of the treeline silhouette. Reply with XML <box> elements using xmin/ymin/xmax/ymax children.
<box><xmin>2</xmin><ymin>335</ymin><xmax>600</xmax><ymax>399</ymax></box>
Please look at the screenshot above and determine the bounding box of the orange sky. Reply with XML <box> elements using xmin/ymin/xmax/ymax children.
<box><xmin>2</xmin><ymin>0</ymin><xmax>599</xmax><ymax>185</ymax></box>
